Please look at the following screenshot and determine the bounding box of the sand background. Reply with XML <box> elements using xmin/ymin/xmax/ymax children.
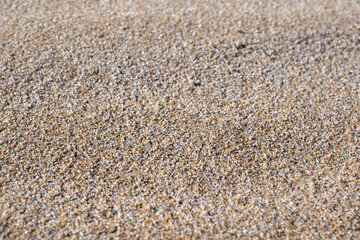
<box><xmin>1</xmin><ymin>0</ymin><xmax>360</xmax><ymax>239</ymax></box>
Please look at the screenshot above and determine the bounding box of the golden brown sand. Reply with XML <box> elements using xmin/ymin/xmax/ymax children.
<box><xmin>1</xmin><ymin>0</ymin><xmax>360</xmax><ymax>239</ymax></box>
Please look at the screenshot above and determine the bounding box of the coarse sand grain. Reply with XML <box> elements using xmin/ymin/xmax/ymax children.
<box><xmin>1</xmin><ymin>0</ymin><xmax>360</xmax><ymax>239</ymax></box>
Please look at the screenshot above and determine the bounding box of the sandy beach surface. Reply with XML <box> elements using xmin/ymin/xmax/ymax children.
<box><xmin>1</xmin><ymin>0</ymin><xmax>360</xmax><ymax>239</ymax></box>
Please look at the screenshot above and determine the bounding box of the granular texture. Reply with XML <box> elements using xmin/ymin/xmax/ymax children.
<box><xmin>1</xmin><ymin>0</ymin><xmax>360</xmax><ymax>239</ymax></box>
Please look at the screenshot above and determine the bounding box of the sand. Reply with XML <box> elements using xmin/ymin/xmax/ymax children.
<box><xmin>1</xmin><ymin>0</ymin><xmax>360</xmax><ymax>239</ymax></box>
